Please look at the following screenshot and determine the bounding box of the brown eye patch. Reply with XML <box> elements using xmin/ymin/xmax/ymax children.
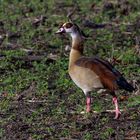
<box><xmin>65</xmin><ymin>22</ymin><xmax>73</xmax><ymax>28</ymax></box>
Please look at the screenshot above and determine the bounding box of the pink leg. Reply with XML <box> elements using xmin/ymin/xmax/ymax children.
<box><xmin>86</xmin><ymin>97</ymin><xmax>91</xmax><ymax>112</ymax></box>
<box><xmin>112</xmin><ymin>97</ymin><xmax>121</xmax><ymax>119</ymax></box>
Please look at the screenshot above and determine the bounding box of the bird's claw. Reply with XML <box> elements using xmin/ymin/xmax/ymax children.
<box><xmin>114</xmin><ymin>110</ymin><xmax>121</xmax><ymax>119</ymax></box>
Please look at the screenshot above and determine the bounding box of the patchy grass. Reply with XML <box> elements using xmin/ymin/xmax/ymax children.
<box><xmin>0</xmin><ymin>0</ymin><xmax>140</xmax><ymax>139</ymax></box>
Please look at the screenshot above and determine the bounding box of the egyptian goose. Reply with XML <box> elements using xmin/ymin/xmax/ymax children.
<box><xmin>56</xmin><ymin>22</ymin><xmax>134</xmax><ymax>119</ymax></box>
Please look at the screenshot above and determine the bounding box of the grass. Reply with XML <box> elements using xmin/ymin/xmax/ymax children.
<box><xmin>0</xmin><ymin>0</ymin><xmax>140</xmax><ymax>139</ymax></box>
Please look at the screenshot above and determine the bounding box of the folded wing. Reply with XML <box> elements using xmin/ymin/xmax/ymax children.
<box><xmin>75</xmin><ymin>57</ymin><xmax>134</xmax><ymax>92</ymax></box>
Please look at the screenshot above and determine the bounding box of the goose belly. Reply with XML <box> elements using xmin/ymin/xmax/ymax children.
<box><xmin>69</xmin><ymin>66</ymin><xmax>103</xmax><ymax>92</ymax></box>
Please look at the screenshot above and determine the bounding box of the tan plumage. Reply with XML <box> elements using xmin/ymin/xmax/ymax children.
<box><xmin>56</xmin><ymin>22</ymin><xmax>134</xmax><ymax>119</ymax></box>
<box><xmin>75</xmin><ymin>57</ymin><xmax>121</xmax><ymax>91</ymax></box>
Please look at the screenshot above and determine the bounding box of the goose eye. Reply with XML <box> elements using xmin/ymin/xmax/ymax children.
<box><xmin>59</xmin><ymin>28</ymin><xmax>63</xmax><ymax>31</ymax></box>
<box><xmin>65</xmin><ymin>23</ymin><xmax>73</xmax><ymax>29</ymax></box>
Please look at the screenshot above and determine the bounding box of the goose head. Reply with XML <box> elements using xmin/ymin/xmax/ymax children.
<box><xmin>56</xmin><ymin>22</ymin><xmax>85</xmax><ymax>39</ymax></box>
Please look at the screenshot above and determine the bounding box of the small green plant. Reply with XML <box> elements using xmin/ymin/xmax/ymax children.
<box><xmin>100</xmin><ymin>127</ymin><xmax>115</xmax><ymax>139</ymax></box>
<box><xmin>83</xmin><ymin>132</ymin><xmax>93</xmax><ymax>140</ymax></box>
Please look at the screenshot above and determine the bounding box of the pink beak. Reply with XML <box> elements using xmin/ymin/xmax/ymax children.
<box><xmin>55</xmin><ymin>27</ymin><xmax>65</xmax><ymax>34</ymax></box>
